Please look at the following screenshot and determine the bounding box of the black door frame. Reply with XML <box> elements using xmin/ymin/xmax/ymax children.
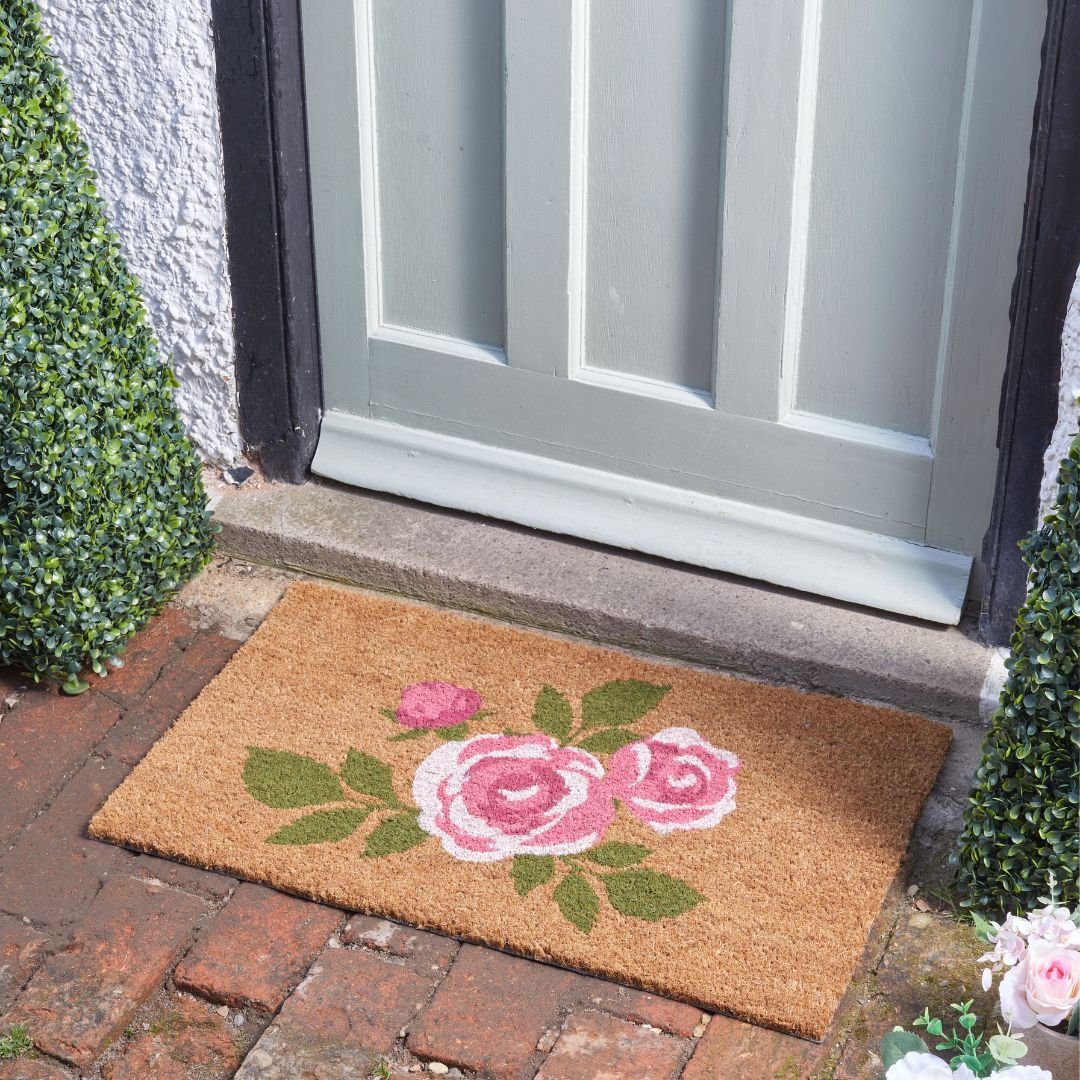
<box><xmin>211</xmin><ymin>0</ymin><xmax>321</xmax><ymax>485</ymax></box>
<box><xmin>213</xmin><ymin>0</ymin><xmax>1078</xmax><ymax>644</ymax></box>
<box><xmin>980</xmin><ymin>0</ymin><xmax>1079</xmax><ymax>644</ymax></box>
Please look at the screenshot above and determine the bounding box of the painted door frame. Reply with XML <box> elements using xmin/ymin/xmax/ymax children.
<box><xmin>212</xmin><ymin>0</ymin><xmax>1078</xmax><ymax>643</ymax></box>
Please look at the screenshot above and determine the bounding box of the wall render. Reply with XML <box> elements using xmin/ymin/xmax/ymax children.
<box><xmin>38</xmin><ymin>0</ymin><xmax>243</xmax><ymax>466</ymax></box>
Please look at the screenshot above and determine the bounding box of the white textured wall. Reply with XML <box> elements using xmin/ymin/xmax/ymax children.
<box><xmin>1039</xmin><ymin>265</ymin><xmax>1080</xmax><ymax>519</ymax></box>
<box><xmin>39</xmin><ymin>0</ymin><xmax>243</xmax><ymax>466</ymax></box>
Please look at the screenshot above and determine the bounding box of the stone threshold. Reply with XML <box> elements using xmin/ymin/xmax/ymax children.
<box><xmin>212</xmin><ymin>479</ymin><xmax>997</xmax><ymax>725</ymax></box>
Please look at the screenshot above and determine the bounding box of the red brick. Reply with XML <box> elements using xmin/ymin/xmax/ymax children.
<box><xmin>0</xmin><ymin>756</ymin><xmax>132</xmax><ymax>926</ymax></box>
<box><xmin>0</xmin><ymin>917</ymin><xmax>47</xmax><ymax>1012</ymax></box>
<box><xmin>407</xmin><ymin>945</ymin><xmax>578</xmax><ymax>1080</ymax></box>
<box><xmin>97</xmin><ymin>633</ymin><xmax>239</xmax><ymax>766</ymax></box>
<box><xmin>341</xmin><ymin>915</ymin><xmax>458</xmax><ymax>974</ymax></box>
<box><xmin>536</xmin><ymin>1011</ymin><xmax>685</xmax><ymax>1079</ymax></box>
<box><xmin>0</xmin><ymin>692</ymin><xmax>120</xmax><ymax>847</ymax></box>
<box><xmin>92</xmin><ymin>609</ymin><xmax>198</xmax><ymax>708</ymax></box>
<box><xmin>0</xmin><ymin>1060</ymin><xmax>74</xmax><ymax>1080</ymax></box>
<box><xmin>174</xmin><ymin>883</ymin><xmax>342</xmax><ymax>1012</ymax></box>
<box><xmin>130</xmin><ymin>855</ymin><xmax>236</xmax><ymax>902</ymax></box>
<box><xmin>575</xmin><ymin>978</ymin><xmax>703</xmax><ymax>1037</ymax></box>
<box><xmin>235</xmin><ymin>948</ymin><xmax>430</xmax><ymax>1078</ymax></box>
<box><xmin>681</xmin><ymin>1014</ymin><xmax>822</xmax><ymax>1080</ymax></box>
<box><xmin>4</xmin><ymin>877</ymin><xmax>208</xmax><ymax>1068</ymax></box>
<box><xmin>102</xmin><ymin>995</ymin><xmax>243</xmax><ymax>1080</ymax></box>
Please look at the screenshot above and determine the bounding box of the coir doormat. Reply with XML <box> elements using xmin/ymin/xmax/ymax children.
<box><xmin>90</xmin><ymin>582</ymin><xmax>951</xmax><ymax>1039</ymax></box>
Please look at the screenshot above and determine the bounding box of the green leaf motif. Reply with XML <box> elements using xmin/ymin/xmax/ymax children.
<box><xmin>435</xmin><ymin>722</ymin><xmax>470</xmax><ymax>741</ymax></box>
<box><xmin>341</xmin><ymin>749</ymin><xmax>400</xmax><ymax>806</ymax></box>
<box><xmin>512</xmin><ymin>854</ymin><xmax>555</xmax><ymax>896</ymax></box>
<box><xmin>602</xmin><ymin>870</ymin><xmax>704</xmax><ymax>922</ymax></box>
<box><xmin>554</xmin><ymin>870</ymin><xmax>599</xmax><ymax>933</ymax></box>
<box><xmin>363</xmin><ymin>811</ymin><xmax>429</xmax><ymax>858</ymax></box>
<box><xmin>584</xmin><ymin>842</ymin><xmax>652</xmax><ymax>868</ymax></box>
<box><xmin>880</xmin><ymin>1030</ymin><xmax>930</xmax><ymax>1070</ymax></box>
<box><xmin>532</xmin><ymin>685</ymin><xmax>573</xmax><ymax>742</ymax></box>
<box><xmin>243</xmin><ymin>747</ymin><xmax>344</xmax><ymax>808</ymax></box>
<box><xmin>576</xmin><ymin>728</ymin><xmax>643</xmax><ymax>755</ymax></box>
<box><xmin>580</xmin><ymin>680</ymin><xmax>671</xmax><ymax>730</ymax></box>
<box><xmin>265</xmin><ymin>807</ymin><xmax>372</xmax><ymax>845</ymax></box>
<box><xmin>388</xmin><ymin>728</ymin><xmax>428</xmax><ymax>742</ymax></box>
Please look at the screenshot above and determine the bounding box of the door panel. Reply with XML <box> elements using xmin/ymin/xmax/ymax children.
<box><xmin>302</xmin><ymin>0</ymin><xmax>1044</xmax><ymax>622</ymax></box>
<box><xmin>794</xmin><ymin>0</ymin><xmax>973</xmax><ymax>435</ymax></box>
<box><xmin>371</xmin><ymin>0</ymin><xmax>505</xmax><ymax>346</ymax></box>
<box><xmin>583</xmin><ymin>0</ymin><xmax>726</xmax><ymax>393</ymax></box>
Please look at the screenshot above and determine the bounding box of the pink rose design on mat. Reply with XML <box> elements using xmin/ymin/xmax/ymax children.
<box><xmin>396</xmin><ymin>681</ymin><xmax>483</xmax><ymax>729</ymax></box>
<box><xmin>413</xmin><ymin>734</ymin><xmax>615</xmax><ymax>862</ymax></box>
<box><xmin>607</xmin><ymin>727</ymin><xmax>740</xmax><ymax>834</ymax></box>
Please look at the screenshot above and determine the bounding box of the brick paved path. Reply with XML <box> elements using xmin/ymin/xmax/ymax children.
<box><xmin>0</xmin><ymin>579</ymin><xmax>983</xmax><ymax>1079</ymax></box>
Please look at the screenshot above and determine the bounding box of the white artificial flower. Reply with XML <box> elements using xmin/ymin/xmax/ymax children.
<box><xmin>885</xmin><ymin>1052</ymin><xmax>977</xmax><ymax>1080</ymax></box>
<box><xmin>1027</xmin><ymin>903</ymin><xmax>1080</xmax><ymax>948</ymax></box>
<box><xmin>989</xmin><ymin>916</ymin><xmax>1033</xmax><ymax>966</ymax></box>
<box><xmin>989</xmin><ymin>1067</ymin><xmax>1053</xmax><ymax>1080</ymax></box>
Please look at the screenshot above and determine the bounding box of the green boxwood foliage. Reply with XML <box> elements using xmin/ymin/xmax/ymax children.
<box><xmin>955</xmin><ymin>434</ymin><xmax>1079</xmax><ymax>913</ymax></box>
<box><xmin>0</xmin><ymin>1</ymin><xmax>215</xmax><ymax>690</ymax></box>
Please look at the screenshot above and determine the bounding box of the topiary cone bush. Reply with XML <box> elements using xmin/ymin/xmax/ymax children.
<box><xmin>954</xmin><ymin>433</ymin><xmax>1079</xmax><ymax>914</ymax></box>
<box><xmin>0</xmin><ymin>1</ymin><xmax>215</xmax><ymax>693</ymax></box>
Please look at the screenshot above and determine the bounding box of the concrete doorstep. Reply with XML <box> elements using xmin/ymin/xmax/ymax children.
<box><xmin>212</xmin><ymin>479</ymin><xmax>998</xmax><ymax>725</ymax></box>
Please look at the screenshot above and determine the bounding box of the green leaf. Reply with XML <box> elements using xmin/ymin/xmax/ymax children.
<box><xmin>362</xmin><ymin>811</ymin><xmax>429</xmax><ymax>858</ymax></box>
<box><xmin>987</xmin><ymin>1033</ymin><xmax>1027</xmax><ymax>1067</ymax></box>
<box><xmin>512</xmin><ymin>854</ymin><xmax>555</xmax><ymax>896</ymax></box>
<box><xmin>579</xmin><ymin>680</ymin><xmax>671</xmax><ymax>730</ymax></box>
<box><xmin>388</xmin><ymin>728</ymin><xmax>428</xmax><ymax>742</ymax></box>
<box><xmin>576</xmin><ymin>728</ymin><xmax>644</xmax><ymax>754</ymax></box>
<box><xmin>532</xmin><ymin>685</ymin><xmax>573</xmax><ymax>742</ymax></box>
<box><xmin>243</xmin><ymin>747</ymin><xmax>344</xmax><ymax>808</ymax></box>
<box><xmin>554</xmin><ymin>870</ymin><xmax>599</xmax><ymax>933</ymax></box>
<box><xmin>970</xmin><ymin>911</ymin><xmax>994</xmax><ymax>941</ymax></box>
<box><xmin>584</xmin><ymin>842</ymin><xmax>652</xmax><ymax>868</ymax></box>
<box><xmin>379</xmin><ymin>707</ymin><xmax>399</xmax><ymax>722</ymax></box>
<box><xmin>880</xmin><ymin>1030</ymin><xmax>930</xmax><ymax>1070</ymax></box>
<box><xmin>341</xmin><ymin>749</ymin><xmax>400</xmax><ymax>806</ymax></box>
<box><xmin>951</xmin><ymin>1054</ymin><xmax>985</xmax><ymax>1074</ymax></box>
<box><xmin>265</xmin><ymin>807</ymin><xmax>372</xmax><ymax>845</ymax></box>
<box><xmin>434</xmin><ymin>722</ymin><xmax>469</xmax><ymax>741</ymax></box>
<box><xmin>602</xmin><ymin>870</ymin><xmax>704</xmax><ymax>921</ymax></box>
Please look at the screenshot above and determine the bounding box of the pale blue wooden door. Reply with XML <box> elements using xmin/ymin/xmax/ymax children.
<box><xmin>301</xmin><ymin>0</ymin><xmax>1045</xmax><ymax>623</ymax></box>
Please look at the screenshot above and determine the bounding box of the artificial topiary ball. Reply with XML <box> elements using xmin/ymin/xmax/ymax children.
<box><xmin>0</xmin><ymin>1</ymin><xmax>215</xmax><ymax>691</ymax></box>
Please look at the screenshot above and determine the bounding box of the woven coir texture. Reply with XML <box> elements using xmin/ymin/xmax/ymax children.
<box><xmin>90</xmin><ymin>582</ymin><xmax>951</xmax><ymax>1038</ymax></box>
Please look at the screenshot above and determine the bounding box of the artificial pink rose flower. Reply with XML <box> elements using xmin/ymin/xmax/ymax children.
<box><xmin>395</xmin><ymin>681</ymin><xmax>482</xmax><ymax>729</ymax></box>
<box><xmin>607</xmin><ymin>727</ymin><xmax>740</xmax><ymax>835</ymax></box>
<box><xmin>999</xmin><ymin>938</ymin><xmax>1080</xmax><ymax>1029</ymax></box>
<box><xmin>412</xmin><ymin>734</ymin><xmax>615</xmax><ymax>862</ymax></box>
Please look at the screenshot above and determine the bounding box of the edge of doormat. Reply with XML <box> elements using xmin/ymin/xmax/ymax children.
<box><xmin>89</xmin><ymin>580</ymin><xmax>953</xmax><ymax>1041</ymax></box>
<box><xmin>94</xmin><ymin>825</ymin><xmax>879</xmax><ymax>1044</ymax></box>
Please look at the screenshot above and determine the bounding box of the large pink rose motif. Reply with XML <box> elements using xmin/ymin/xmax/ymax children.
<box><xmin>607</xmin><ymin>727</ymin><xmax>740</xmax><ymax>834</ymax></box>
<box><xmin>412</xmin><ymin>734</ymin><xmax>615</xmax><ymax>862</ymax></box>
<box><xmin>396</xmin><ymin>681</ymin><xmax>483</xmax><ymax>729</ymax></box>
